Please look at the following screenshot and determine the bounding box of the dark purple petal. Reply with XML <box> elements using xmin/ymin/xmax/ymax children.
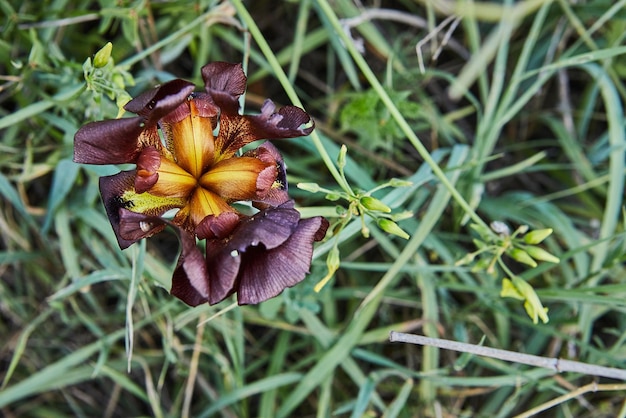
<box><xmin>244</xmin><ymin>142</ymin><xmax>290</xmax><ymax>208</ymax></box>
<box><xmin>205</xmin><ymin>202</ymin><xmax>301</xmax><ymax>304</ymax></box>
<box><xmin>117</xmin><ymin>208</ymin><xmax>167</xmax><ymax>242</ymax></box>
<box><xmin>195</xmin><ymin>211</ymin><xmax>241</xmax><ymax>240</ymax></box>
<box><xmin>171</xmin><ymin>230</ymin><xmax>209</xmax><ymax>306</ymax></box>
<box><xmin>201</xmin><ymin>62</ymin><xmax>247</xmax><ymax>115</ymax></box>
<box><xmin>74</xmin><ymin>117</ymin><xmax>146</xmax><ymax>164</ymax></box>
<box><xmin>236</xmin><ymin>216</ymin><xmax>329</xmax><ymax>305</ymax></box>
<box><xmin>124</xmin><ymin>79</ymin><xmax>195</xmax><ymax>125</ymax></box>
<box><xmin>215</xmin><ymin>100</ymin><xmax>314</xmax><ymax>158</ymax></box>
<box><xmin>225</xmin><ymin>202</ymin><xmax>300</xmax><ymax>251</ymax></box>
<box><xmin>99</xmin><ymin>171</ymin><xmax>143</xmax><ymax>249</ymax></box>
<box><xmin>206</xmin><ymin>238</ymin><xmax>241</xmax><ymax>305</ymax></box>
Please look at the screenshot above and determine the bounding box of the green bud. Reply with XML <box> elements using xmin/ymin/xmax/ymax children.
<box><xmin>93</xmin><ymin>42</ymin><xmax>113</xmax><ymax>68</ymax></box>
<box><xmin>455</xmin><ymin>252</ymin><xmax>477</xmax><ymax>266</ymax></box>
<box><xmin>377</xmin><ymin>218</ymin><xmax>409</xmax><ymax>239</ymax></box>
<box><xmin>389</xmin><ymin>178</ymin><xmax>413</xmax><ymax>187</ymax></box>
<box><xmin>335</xmin><ymin>205</ymin><xmax>348</xmax><ymax>216</ymax></box>
<box><xmin>297</xmin><ymin>182</ymin><xmax>321</xmax><ymax>193</ymax></box>
<box><xmin>471</xmin><ymin>257</ymin><xmax>491</xmax><ymax>273</ymax></box>
<box><xmin>523</xmin><ymin>228</ymin><xmax>553</xmax><ymax>244</ymax></box>
<box><xmin>513</xmin><ymin>225</ymin><xmax>529</xmax><ymax>236</ymax></box>
<box><xmin>314</xmin><ymin>246</ymin><xmax>340</xmax><ymax>292</ymax></box>
<box><xmin>337</xmin><ymin>144</ymin><xmax>347</xmax><ymax>169</ymax></box>
<box><xmin>360</xmin><ymin>196</ymin><xmax>391</xmax><ymax>213</ymax></box>
<box><xmin>524</xmin><ymin>246</ymin><xmax>560</xmax><ymax>263</ymax></box>
<box><xmin>112</xmin><ymin>73</ymin><xmax>126</xmax><ymax>90</ymax></box>
<box><xmin>508</xmin><ymin>248</ymin><xmax>537</xmax><ymax>267</ymax></box>
<box><xmin>325</xmin><ymin>192</ymin><xmax>341</xmax><ymax>201</ymax></box>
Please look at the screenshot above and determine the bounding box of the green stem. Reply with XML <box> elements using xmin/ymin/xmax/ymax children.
<box><xmin>314</xmin><ymin>0</ymin><xmax>491</xmax><ymax>232</ymax></box>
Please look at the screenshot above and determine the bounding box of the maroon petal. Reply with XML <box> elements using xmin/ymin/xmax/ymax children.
<box><xmin>225</xmin><ymin>202</ymin><xmax>300</xmax><ymax>250</ymax></box>
<box><xmin>244</xmin><ymin>142</ymin><xmax>290</xmax><ymax>207</ymax></box>
<box><xmin>236</xmin><ymin>216</ymin><xmax>329</xmax><ymax>305</ymax></box>
<box><xmin>124</xmin><ymin>79</ymin><xmax>195</xmax><ymax>125</ymax></box>
<box><xmin>206</xmin><ymin>238</ymin><xmax>241</xmax><ymax>305</ymax></box>
<box><xmin>74</xmin><ymin>116</ymin><xmax>146</xmax><ymax>164</ymax></box>
<box><xmin>117</xmin><ymin>208</ymin><xmax>167</xmax><ymax>242</ymax></box>
<box><xmin>195</xmin><ymin>211</ymin><xmax>241</xmax><ymax>240</ymax></box>
<box><xmin>114</xmin><ymin>206</ymin><xmax>210</xmax><ymax>307</ymax></box>
<box><xmin>201</xmin><ymin>62</ymin><xmax>247</xmax><ymax>115</ymax></box>
<box><xmin>171</xmin><ymin>230</ymin><xmax>209</xmax><ymax>307</ymax></box>
<box><xmin>216</xmin><ymin>100</ymin><xmax>315</xmax><ymax>158</ymax></box>
<box><xmin>205</xmin><ymin>202</ymin><xmax>302</xmax><ymax>304</ymax></box>
<box><xmin>99</xmin><ymin>171</ymin><xmax>143</xmax><ymax>249</ymax></box>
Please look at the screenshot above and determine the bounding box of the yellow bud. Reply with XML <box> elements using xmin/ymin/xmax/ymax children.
<box><xmin>377</xmin><ymin>219</ymin><xmax>409</xmax><ymax>239</ymax></box>
<box><xmin>314</xmin><ymin>246</ymin><xmax>340</xmax><ymax>292</ymax></box>
<box><xmin>93</xmin><ymin>42</ymin><xmax>113</xmax><ymax>68</ymax></box>
<box><xmin>523</xmin><ymin>228</ymin><xmax>553</xmax><ymax>244</ymax></box>
<box><xmin>508</xmin><ymin>248</ymin><xmax>537</xmax><ymax>267</ymax></box>
<box><xmin>525</xmin><ymin>246</ymin><xmax>560</xmax><ymax>263</ymax></box>
<box><xmin>337</xmin><ymin>144</ymin><xmax>347</xmax><ymax>169</ymax></box>
<box><xmin>297</xmin><ymin>182</ymin><xmax>321</xmax><ymax>193</ymax></box>
<box><xmin>360</xmin><ymin>196</ymin><xmax>391</xmax><ymax>213</ymax></box>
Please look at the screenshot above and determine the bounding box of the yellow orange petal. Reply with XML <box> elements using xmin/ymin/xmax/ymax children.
<box><xmin>199</xmin><ymin>157</ymin><xmax>274</xmax><ymax>201</ymax></box>
<box><xmin>171</xmin><ymin>100</ymin><xmax>215</xmax><ymax>178</ymax></box>
<box><xmin>149</xmin><ymin>157</ymin><xmax>197</xmax><ymax>198</ymax></box>
<box><xmin>189</xmin><ymin>187</ymin><xmax>233</xmax><ymax>226</ymax></box>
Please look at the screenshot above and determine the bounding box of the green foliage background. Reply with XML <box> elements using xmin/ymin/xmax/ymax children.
<box><xmin>1</xmin><ymin>0</ymin><xmax>625</xmax><ymax>417</ymax></box>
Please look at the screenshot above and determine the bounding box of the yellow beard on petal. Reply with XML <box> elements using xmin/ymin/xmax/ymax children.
<box><xmin>120</xmin><ymin>189</ymin><xmax>186</xmax><ymax>216</ymax></box>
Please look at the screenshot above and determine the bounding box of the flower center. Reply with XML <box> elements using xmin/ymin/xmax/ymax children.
<box><xmin>144</xmin><ymin>97</ymin><xmax>276</xmax><ymax>229</ymax></box>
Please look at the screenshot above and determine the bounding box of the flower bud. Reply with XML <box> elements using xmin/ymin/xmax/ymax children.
<box><xmin>508</xmin><ymin>248</ymin><xmax>537</xmax><ymax>267</ymax></box>
<box><xmin>325</xmin><ymin>192</ymin><xmax>341</xmax><ymax>201</ymax></box>
<box><xmin>360</xmin><ymin>196</ymin><xmax>391</xmax><ymax>213</ymax></box>
<box><xmin>455</xmin><ymin>252</ymin><xmax>477</xmax><ymax>266</ymax></box>
<box><xmin>298</xmin><ymin>182</ymin><xmax>321</xmax><ymax>193</ymax></box>
<box><xmin>377</xmin><ymin>218</ymin><xmax>409</xmax><ymax>239</ymax></box>
<box><xmin>337</xmin><ymin>144</ymin><xmax>347</xmax><ymax>170</ymax></box>
<box><xmin>314</xmin><ymin>246</ymin><xmax>340</xmax><ymax>293</ymax></box>
<box><xmin>523</xmin><ymin>228</ymin><xmax>553</xmax><ymax>245</ymax></box>
<box><xmin>93</xmin><ymin>42</ymin><xmax>113</xmax><ymax>68</ymax></box>
<box><xmin>389</xmin><ymin>178</ymin><xmax>413</xmax><ymax>187</ymax></box>
<box><xmin>525</xmin><ymin>246</ymin><xmax>560</xmax><ymax>263</ymax></box>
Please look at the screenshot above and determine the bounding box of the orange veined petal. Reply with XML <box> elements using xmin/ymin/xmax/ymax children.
<box><xmin>148</xmin><ymin>157</ymin><xmax>197</xmax><ymax>198</ymax></box>
<box><xmin>171</xmin><ymin>99</ymin><xmax>216</xmax><ymax>178</ymax></box>
<box><xmin>188</xmin><ymin>188</ymin><xmax>233</xmax><ymax>227</ymax></box>
<box><xmin>198</xmin><ymin>156</ymin><xmax>275</xmax><ymax>201</ymax></box>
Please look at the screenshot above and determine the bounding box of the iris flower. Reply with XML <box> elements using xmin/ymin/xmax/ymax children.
<box><xmin>74</xmin><ymin>62</ymin><xmax>328</xmax><ymax>306</ymax></box>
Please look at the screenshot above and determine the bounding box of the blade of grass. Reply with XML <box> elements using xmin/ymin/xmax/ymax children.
<box><xmin>277</xmin><ymin>146</ymin><xmax>467</xmax><ymax>417</ymax></box>
<box><xmin>314</xmin><ymin>0</ymin><xmax>491</xmax><ymax>234</ymax></box>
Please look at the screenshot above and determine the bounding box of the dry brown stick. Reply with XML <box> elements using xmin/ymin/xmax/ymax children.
<box><xmin>389</xmin><ymin>331</ymin><xmax>626</xmax><ymax>381</ymax></box>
